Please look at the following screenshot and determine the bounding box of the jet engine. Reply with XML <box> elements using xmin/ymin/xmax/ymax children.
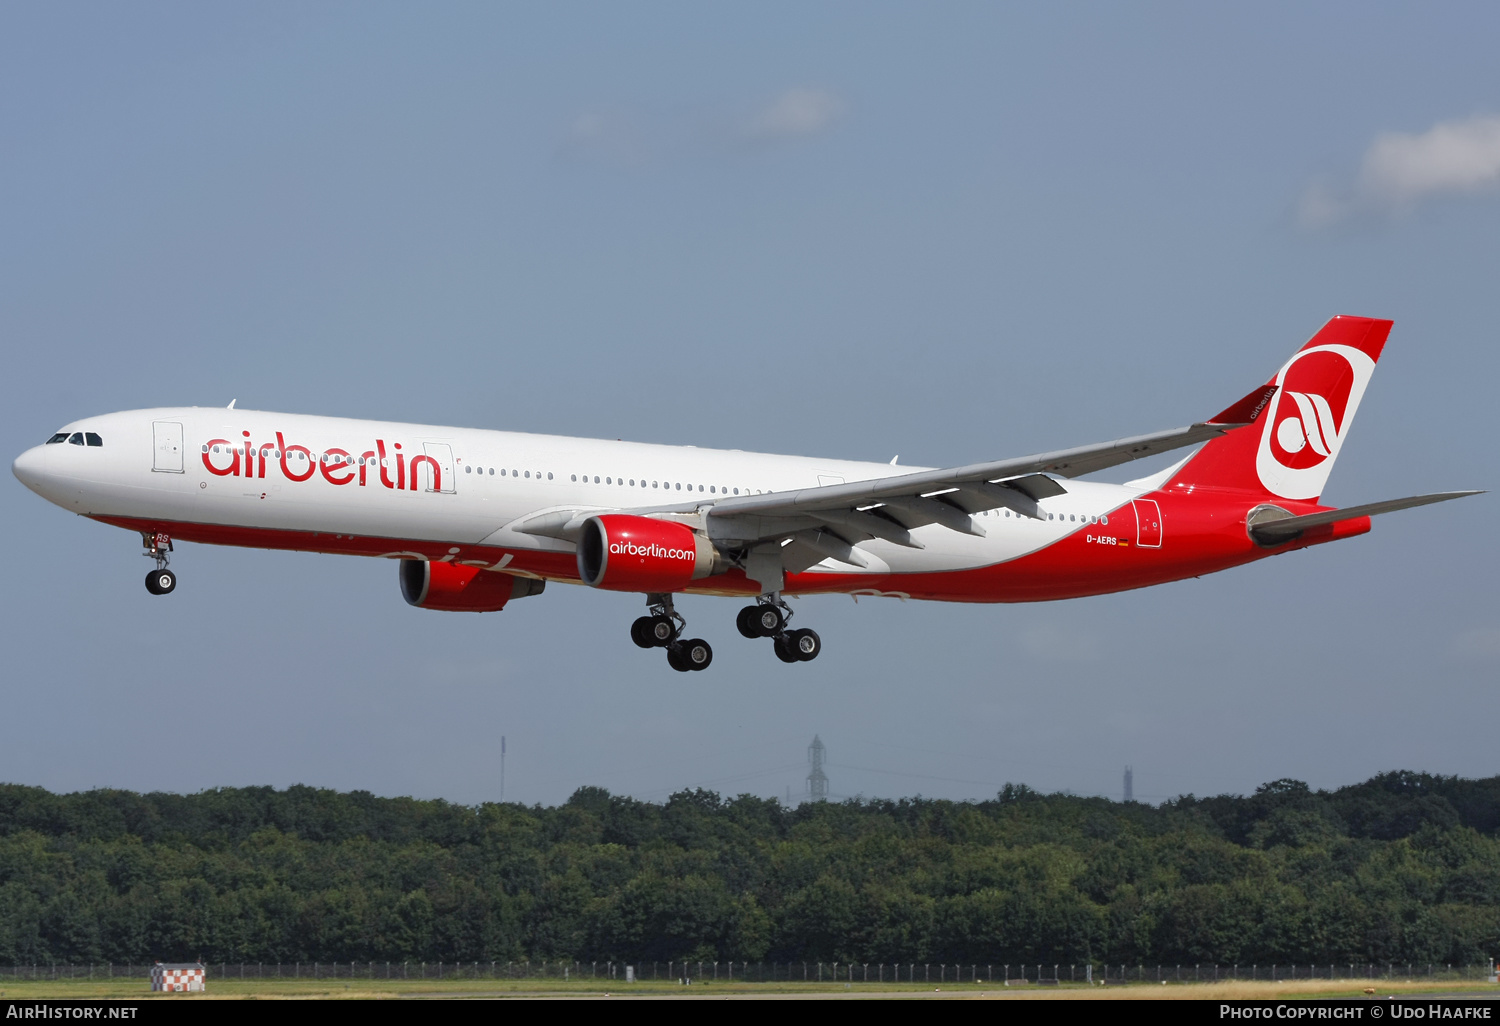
<box><xmin>399</xmin><ymin>560</ymin><xmax>545</xmax><ymax>612</ymax></box>
<box><xmin>577</xmin><ymin>514</ymin><xmax>719</xmax><ymax>592</ymax></box>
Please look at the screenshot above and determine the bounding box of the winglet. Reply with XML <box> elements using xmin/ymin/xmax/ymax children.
<box><xmin>227</xmin><ymin>399</ymin><xmax>237</xmax><ymax>409</ymax></box>
<box><xmin>1207</xmin><ymin>384</ymin><xmax>1277</xmax><ymax>426</ymax></box>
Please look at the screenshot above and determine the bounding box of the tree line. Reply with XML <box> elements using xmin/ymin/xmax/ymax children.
<box><xmin>1</xmin><ymin>771</ymin><xmax>1498</xmax><ymax>966</ymax></box>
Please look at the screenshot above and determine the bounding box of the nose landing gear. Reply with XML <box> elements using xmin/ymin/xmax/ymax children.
<box><xmin>737</xmin><ymin>596</ymin><xmax>820</xmax><ymax>663</ymax></box>
<box><xmin>142</xmin><ymin>532</ymin><xmax>176</xmax><ymax>595</ymax></box>
<box><xmin>632</xmin><ymin>593</ymin><xmax>712</xmax><ymax>672</ymax></box>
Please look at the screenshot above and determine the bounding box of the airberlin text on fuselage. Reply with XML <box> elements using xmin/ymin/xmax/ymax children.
<box><xmin>200</xmin><ymin>432</ymin><xmax>441</xmax><ymax>492</ymax></box>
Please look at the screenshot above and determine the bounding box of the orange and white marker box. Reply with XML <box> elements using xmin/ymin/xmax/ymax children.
<box><xmin>150</xmin><ymin>963</ymin><xmax>206</xmax><ymax>992</ymax></box>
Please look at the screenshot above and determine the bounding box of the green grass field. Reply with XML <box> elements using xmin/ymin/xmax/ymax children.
<box><xmin>2</xmin><ymin>977</ymin><xmax>1497</xmax><ymax>1000</ymax></box>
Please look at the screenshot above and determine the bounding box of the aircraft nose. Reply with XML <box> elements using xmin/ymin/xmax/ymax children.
<box><xmin>12</xmin><ymin>444</ymin><xmax>51</xmax><ymax>493</ymax></box>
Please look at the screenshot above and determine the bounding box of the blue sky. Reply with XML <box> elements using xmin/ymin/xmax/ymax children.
<box><xmin>2</xmin><ymin>2</ymin><xmax>1496</xmax><ymax>806</ymax></box>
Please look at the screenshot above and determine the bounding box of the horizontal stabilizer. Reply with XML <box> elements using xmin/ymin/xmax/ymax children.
<box><xmin>1250</xmin><ymin>490</ymin><xmax>1483</xmax><ymax>542</ymax></box>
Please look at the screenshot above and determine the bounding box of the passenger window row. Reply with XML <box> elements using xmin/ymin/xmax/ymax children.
<box><xmin>449</xmin><ymin>464</ymin><xmax>1107</xmax><ymax>525</ymax></box>
<box><xmin>459</xmin><ymin>465</ymin><xmax>756</xmax><ymax>495</ymax></box>
<box><xmin>975</xmin><ymin>508</ymin><xmax>1108</xmax><ymax>526</ymax></box>
<box><xmin>567</xmin><ymin>473</ymin><xmax>744</xmax><ymax>496</ymax></box>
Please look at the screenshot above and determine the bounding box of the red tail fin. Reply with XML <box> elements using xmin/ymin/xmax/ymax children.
<box><xmin>1169</xmin><ymin>316</ymin><xmax>1392</xmax><ymax>501</ymax></box>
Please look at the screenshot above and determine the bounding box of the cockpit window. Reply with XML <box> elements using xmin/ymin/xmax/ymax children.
<box><xmin>85</xmin><ymin>432</ymin><xmax>103</xmax><ymax>447</ymax></box>
<box><xmin>67</xmin><ymin>432</ymin><xmax>85</xmax><ymax>445</ymax></box>
<box><xmin>46</xmin><ymin>433</ymin><xmax>68</xmax><ymax>444</ymax></box>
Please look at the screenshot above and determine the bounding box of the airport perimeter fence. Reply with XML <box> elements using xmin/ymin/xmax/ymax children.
<box><xmin>2</xmin><ymin>961</ymin><xmax>1496</xmax><ymax>985</ymax></box>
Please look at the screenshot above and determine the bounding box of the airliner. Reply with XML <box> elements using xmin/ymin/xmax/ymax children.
<box><xmin>11</xmin><ymin>316</ymin><xmax>1478</xmax><ymax>671</ymax></box>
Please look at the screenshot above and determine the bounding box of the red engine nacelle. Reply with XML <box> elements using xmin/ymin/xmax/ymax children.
<box><xmin>399</xmin><ymin>560</ymin><xmax>546</xmax><ymax>612</ymax></box>
<box><xmin>577</xmin><ymin>514</ymin><xmax>718</xmax><ymax>592</ymax></box>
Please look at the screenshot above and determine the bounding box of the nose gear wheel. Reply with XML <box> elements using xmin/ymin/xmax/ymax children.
<box><xmin>144</xmin><ymin>569</ymin><xmax>177</xmax><ymax>595</ymax></box>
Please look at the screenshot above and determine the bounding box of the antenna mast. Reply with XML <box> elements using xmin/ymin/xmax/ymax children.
<box><xmin>807</xmin><ymin>735</ymin><xmax>829</xmax><ymax>800</ymax></box>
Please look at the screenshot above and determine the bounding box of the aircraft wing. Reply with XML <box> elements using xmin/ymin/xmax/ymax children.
<box><xmin>514</xmin><ymin>385</ymin><xmax>1274</xmax><ymax>582</ymax></box>
<box><xmin>702</xmin><ymin>422</ymin><xmax>1246</xmax><ymax>572</ymax></box>
<box><xmin>713</xmin><ymin>422</ymin><xmax>1235</xmax><ymax>520</ymax></box>
<box><xmin>681</xmin><ymin>387</ymin><xmax>1266</xmax><ymax>580</ymax></box>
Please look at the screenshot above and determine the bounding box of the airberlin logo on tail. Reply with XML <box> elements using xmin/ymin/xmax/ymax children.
<box><xmin>1255</xmin><ymin>345</ymin><xmax>1375</xmax><ymax>500</ymax></box>
<box><xmin>199</xmin><ymin>431</ymin><xmax>443</xmax><ymax>492</ymax></box>
<box><xmin>1276</xmin><ymin>390</ymin><xmax>1341</xmax><ymax>458</ymax></box>
<box><xmin>609</xmin><ymin>541</ymin><xmax>695</xmax><ymax>561</ymax></box>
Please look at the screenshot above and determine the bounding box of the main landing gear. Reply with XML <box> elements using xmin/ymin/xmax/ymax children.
<box><xmin>142</xmin><ymin>531</ymin><xmax>177</xmax><ymax>596</ymax></box>
<box><xmin>737</xmin><ymin>596</ymin><xmax>820</xmax><ymax>663</ymax></box>
<box><xmin>632</xmin><ymin>593</ymin><xmax>712</xmax><ymax>672</ymax></box>
<box><xmin>628</xmin><ymin>593</ymin><xmax>819</xmax><ymax>671</ymax></box>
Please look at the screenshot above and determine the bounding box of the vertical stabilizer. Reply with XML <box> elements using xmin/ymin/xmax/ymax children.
<box><xmin>1169</xmin><ymin>316</ymin><xmax>1391</xmax><ymax>501</ymax></box>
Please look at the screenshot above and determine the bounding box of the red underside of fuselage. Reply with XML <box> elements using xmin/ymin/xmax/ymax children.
<box><xmin>91</xmin><ymin>489</ymin><xmax>1371</xmax><ymax>604</ymax></box>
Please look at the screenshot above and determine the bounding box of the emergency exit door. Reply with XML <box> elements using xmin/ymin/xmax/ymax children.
<box><xmin>1133</xmin><ymin>498</ymin><xmax>1162</xmax><ymax>548</ymax></box>
<box><xmin>152</xmin><ymin>422</ymin><xmax>183</xmax><ymax>473</ymax></box>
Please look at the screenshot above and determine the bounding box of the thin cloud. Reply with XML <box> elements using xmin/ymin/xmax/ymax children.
<box><xmin>557</xmin><ymin>89</ymin><xmax>846</xmax><ymax>165</ymax></box>
<box><xmin>742</xmin><ymin>87</ymin><xmax>846</xmax><ymax>143</ymax></box>
<box><xmin>1301</xmin><ymin>114</ymin><xmax>1500</xmax><ymax>226</ymax></box>
<box><xmin>555</xmin><ymin>110</ymin><xmax>649</xmax><ymax>167</ymax></box>
<box><xmin>1452</xmin><ymin>626</ymin><xmax>1500</xmax><ymax>662</ymax></box>
<box><xmin>1017</xmin><ymin>621</ymin><xmax>1103</xmax><ymax>664</ymax></box>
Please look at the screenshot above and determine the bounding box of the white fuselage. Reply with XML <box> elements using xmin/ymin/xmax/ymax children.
<box><xmin>14</xmin><ymin>407</ymin><xmax>1142</xmax><ymax>585</ymax></box>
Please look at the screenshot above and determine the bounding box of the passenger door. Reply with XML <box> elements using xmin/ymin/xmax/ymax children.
<box><xmin>1133</xmin><ymin>498</ymin><xmax>1162</xmax><ymax>548</ymax></box>
<box><xmin>152</xmin><ymin>422</ymin><xmax>183</xmax><ymax>473</ymax></box>
<box><xmin>421</xmin><ymin>442</ymin><xmax>456</xmax><ymax>493</ymax></box>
